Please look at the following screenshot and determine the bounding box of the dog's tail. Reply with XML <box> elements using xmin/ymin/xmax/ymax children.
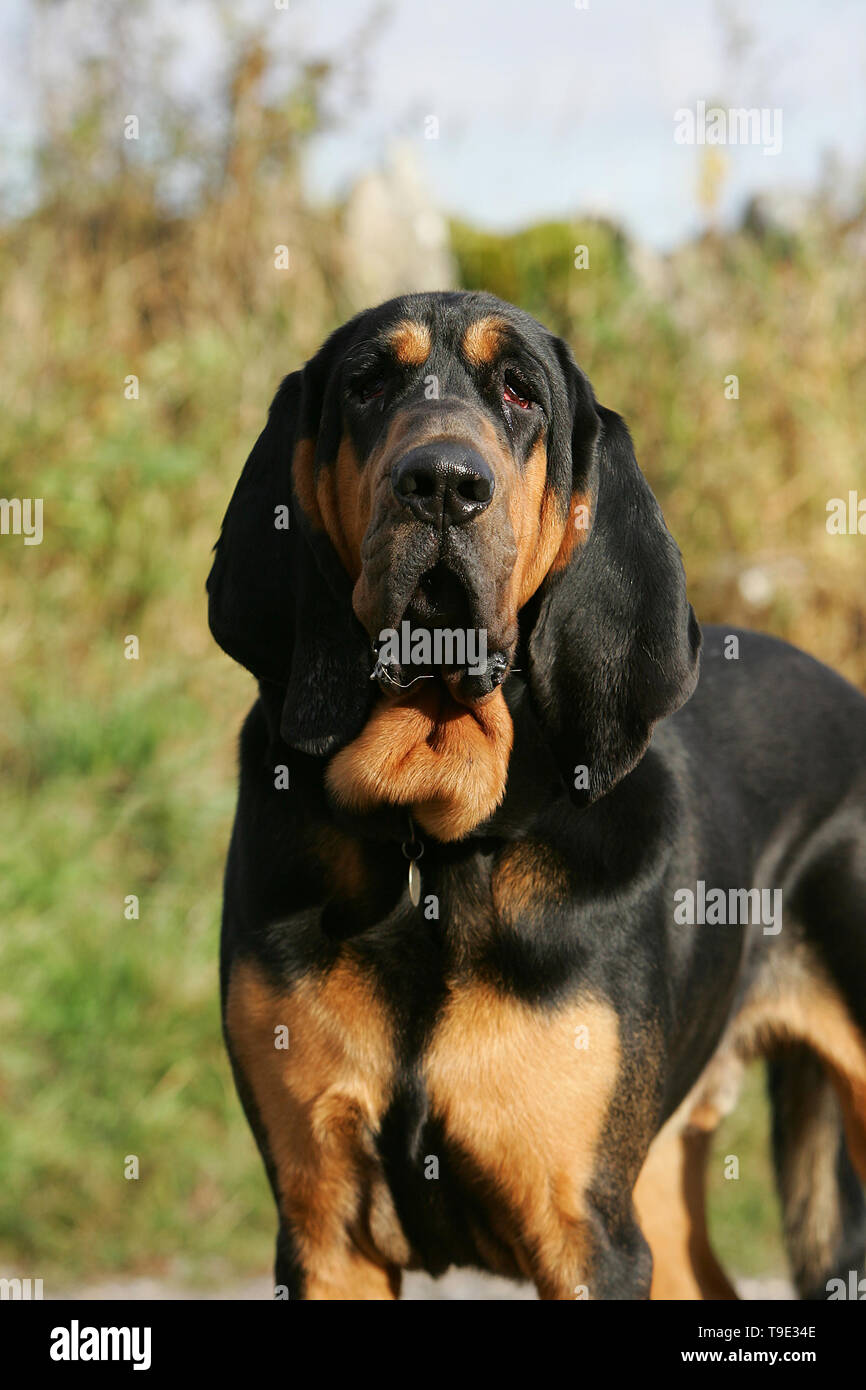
<box><xmin>768</xmin><ymin>1044</ymin><xmax>866</xmax><ymax>1300</ymax></box>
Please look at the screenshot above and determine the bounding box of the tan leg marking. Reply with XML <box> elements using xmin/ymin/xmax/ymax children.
<box><xmin>735</xmin><ymin>964</ymin><xmax>866</xmax><ymax>1184</ymax></box>
<box><xmin>635</xmin><ymin>1117</ymin><xmax>738</xmax><ymax>1301</ymax></box>
<box><xmin>226</xmin><ymin>958</ymin><xmax>408</xmax><ymax>1299</ymax></box>
<box><xmin>423</xmin><ymin>985</ymin><xmax>620</xmax><ymax>1298</ymax></box>
<box><xmin>643</xmin><ymin>947</ymin><xmax>866</xmax><ymax>1301</ymax></box>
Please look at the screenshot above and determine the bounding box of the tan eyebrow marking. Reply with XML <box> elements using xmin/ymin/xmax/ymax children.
<box><xmin>461</xmin><ymin>315</ymin><xmax>510</xmax><ymax>367</ymax></box>
<box><xmin>386</xmin><ymin>319</ymin><xmax>432</xmax><ymax>367</ymax></box>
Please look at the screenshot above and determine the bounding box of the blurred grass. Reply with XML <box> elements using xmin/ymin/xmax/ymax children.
<box><xmin>1</xmin><ymin>37</ymin><xmax>864</xmax><ymax>1290</ymax></box>
<box><xmin>707</xmin><ymin>1065</ymin><xmax>786</xmax><ymax>1278</ymax></box>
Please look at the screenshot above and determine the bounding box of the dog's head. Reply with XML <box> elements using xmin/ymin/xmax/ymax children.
<box><xmin>208</xmin><ymin>291</ymin><xmax>700</xmax><ymax>840</ymax></box>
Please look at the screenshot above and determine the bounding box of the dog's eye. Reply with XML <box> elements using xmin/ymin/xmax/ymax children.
<box><xmin>503</xmin><ymin>374</ymin><xmax>533</xmax><ymax>410</ymax></box>
<box><xmin>356</xmin><ymin>376</ymin><xmax>386</xmax><ymax>404</ymax></box>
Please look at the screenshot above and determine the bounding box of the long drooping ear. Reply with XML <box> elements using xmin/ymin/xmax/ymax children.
<box><xmin>527</xmin><ymin>350</ymin><xmax>701</xmax><ymax>803</ymax></box>
<box><xmin>207</xmin><ymin>364</ymin><xmax>373</xmax><ymax>756</ymax></box>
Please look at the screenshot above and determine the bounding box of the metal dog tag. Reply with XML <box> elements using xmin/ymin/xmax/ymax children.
<box><xmin>403</xmin><ymin>816</ymin><xmax>424</xmax><ymax>908</ymax></box>
<box><xmin>408</xmin><ymin>858</ymin><xmax>421</xmax><ymax>907</ymax></box>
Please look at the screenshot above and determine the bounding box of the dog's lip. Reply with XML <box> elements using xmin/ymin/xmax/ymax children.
<box><xmin>370</xmin><ymin>641</ymin><xmax>511</xmax><ymax>706</ymax></box>
<box><xmin>442</xmin><ymin>667</ymin><xmax>506</xmax><ymax>707</ymax></box>
<box><xmin>372</xmin><ymin>670</ymin><xmax>500</xmax><ymax>716</ymax></box>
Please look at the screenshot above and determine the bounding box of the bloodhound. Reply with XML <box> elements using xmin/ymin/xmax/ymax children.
<box><xmin>208</xmin><ymin>292</ymin><xmax>866</xmax><ymax>1300</ymax></box>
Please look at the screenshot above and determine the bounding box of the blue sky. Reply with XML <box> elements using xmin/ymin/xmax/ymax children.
<box><xmin>3</xmin><ymin>0</ymin><xmax>865</xmax><ymax>247</ymax></box>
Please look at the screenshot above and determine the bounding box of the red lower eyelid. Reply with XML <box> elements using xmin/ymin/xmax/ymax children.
<box><xmin>504</xmin><ymin>384</ymin><xmax>530</xmax><ymax>408</ymax></box>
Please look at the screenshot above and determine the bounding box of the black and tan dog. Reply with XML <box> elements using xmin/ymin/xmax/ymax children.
<box><xmin>208</xmin><ymin>291</ymin><xmax>866</xmax><ymax>1300</ymax></box>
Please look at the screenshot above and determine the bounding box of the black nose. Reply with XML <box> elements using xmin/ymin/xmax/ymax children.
<box><xmin>392</xmin><ymin>442</ymin><xmax>495</xmax><ymax>526</ymax></box>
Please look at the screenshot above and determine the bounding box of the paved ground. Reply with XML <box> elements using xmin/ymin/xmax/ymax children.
<box><xmin>49</xmin><ymin>1271</ymin><xmax>794</xmax><ymax>1300</ymax></box>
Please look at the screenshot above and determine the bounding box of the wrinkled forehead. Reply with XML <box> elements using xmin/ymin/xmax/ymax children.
<box><xmin>341</xmin><ymin>293</ymin><xmax>555</xmax><ymax>386</ymax></box>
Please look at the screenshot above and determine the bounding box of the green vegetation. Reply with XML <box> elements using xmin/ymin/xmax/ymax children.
<box><xmin>0</xmin><ymin>41</ymin><xmax>863</xmax><ymax>1290</ymax></box>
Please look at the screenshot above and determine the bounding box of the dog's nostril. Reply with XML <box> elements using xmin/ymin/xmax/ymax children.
<box><xmin>394</xmin><ymin>462</ymin><xmax>435</xmax><ymax>500</ymax></box>
<box><xmin>407</xmin><ymin>471</ymin><xmax>436</xmax><ymax>498</ymax></box>
<box><xmin>457</xmin><ymin>475</ymin><xmax>492</xmax><ymax>503</ymax></box>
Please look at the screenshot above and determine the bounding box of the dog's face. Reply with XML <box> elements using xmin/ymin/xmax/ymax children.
<box><xmin>208</xmin><ymin>292</ymin><xmax>701</xmax><ymax>841</ymax></box>
<box><xmin>295</xmin><ymin>295</ymin><xmax>590</xmax><ymax>708</ymax></box>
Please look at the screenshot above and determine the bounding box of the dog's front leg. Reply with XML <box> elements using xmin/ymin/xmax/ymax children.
<box><xmin>225</xmin><ymin>955</ymin><xmax>406</xmax><ymax>1301</ymax></box>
